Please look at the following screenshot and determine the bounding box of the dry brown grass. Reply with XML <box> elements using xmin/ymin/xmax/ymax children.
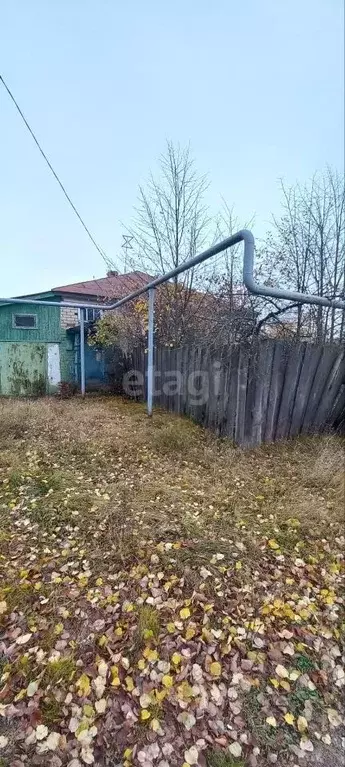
<box><xmin>1</xmin><ymin>395</ymin><xmax>343</xmax><ymax>546</ymax></box>
<box><xmin>0</xmin><ymin>396</ymin><xmax>64</xmax><ymax>443</ymax></box>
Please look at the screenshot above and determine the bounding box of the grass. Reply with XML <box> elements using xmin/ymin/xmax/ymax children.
<box><xmin>44</xmin><ymin>656</ymin><xmax>76</xmax><ymax>687</ymax></box>
<box><xmin>241</xmin><ymin>689</ymin><xmax>298</xmax><ymax>756</ymax></box>
<box><xmin>207</xmin><ymin>750</ymin><xmax>245</xmax><ymax>767</ymax></box>
<box><xmin>40</xmin><ymin>696</ymin><xmax>65</xmax><ymax>726</ymax></box>
<box><xmin>136</xmin><ymin>605</ymin><xmax>160</xmax><ymax>643</ymax></box>
<box><xmin>0</xmin><ymin>395</ymin><xmax>344</xmax><ymax>767</ymax></box>
<box><xmin>289</xmin><ymin>687</ymin><xmax>322</xmax><ymax>716</ymax></box>
<box><xmin>150</xmin><ymin>416</ymin><xmax>203</xmax><ymax>455</ymax></box>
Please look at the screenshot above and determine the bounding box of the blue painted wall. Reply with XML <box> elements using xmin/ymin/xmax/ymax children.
<box><xmin>72</xmin><ymin>331</ymin><xmax>105</xmax><ymax>388</ymax></box>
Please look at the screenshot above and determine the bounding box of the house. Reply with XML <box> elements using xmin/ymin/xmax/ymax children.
<box><xmin>51</xmin><ymin>270</ymin><xmax>153</xmax><ymax>327</ymax></box>
<box><xmin>0</xmin><ymin>271</ymin><xmax>153</xmax><ymax>396</ymax></box>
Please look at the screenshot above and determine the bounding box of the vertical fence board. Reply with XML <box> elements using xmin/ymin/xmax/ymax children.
<box><xmin>175</xmin><ymin>347</ymin><xmax>182</xmax><ymax>415</ymax></box>
<box><xmin>193</xmin><ymin>346</ymin><xmax>204</xmax><ymax>424</ymax></box>
<box><xmin>185</xmin><ymin>345</ymin><xmax>195</xmax><ymax>421</ymax></box>
<box><xmin>302</xmin><ymin>346</ymin><xmax>340</xmax><ymax>432</ymax></box>
<box><xmin>163</xmin><ymin>347</ymin><xmax>169</xmax><ymax>410</ymax></box>
<box><xmin>117</xmin><ymin>339</ymin><xmax>344</xmax><ymax>446</ymax></box>
<box><xmin>264</xmin><ymin>342</ymin><xmax>287</xmax><ymax>442</ymax></box>
<box><xmin>217</xmin><ymin>347</ymin><xmax>230</xmax><ymax>436</ymax></box>
<box><xmin>235</xmin><ymin>345</ymin><xmax>249</xmax><ymax>444</ymax></box>
<box><xmin>275</xmin><ymin>342</ymin><xmax>305</xmax><ymax>441</ymax></box>
<box><xmin>207</xmin><ymin>348</ymin><xmax>218</xmax><ymax>431</ymax></box>
<box><xmin>197</xmin><ymin>345</ymin><xmax>209</xmax><ymax>427</ymax></box>
<box><xmin>289</xmin><ymin>344</ymin><xmax>323</xmax><ymax>436</ymax></box>
<box><xmin>328</xmin><ymin>385</ymin><xmax>345</xmax><ymax>432</ymax></box>
<box><xmin>250</xmin><ymin>341</ymin><xmax>273</xmax><ymax>446</ymax></box>
<box><xmin>313</xmin><ymin>349</ymin><xmax>345</xmax><ymax>431</ymax></box>
<box><xmin>243</xmin><ymin>341</ymin><xmax>259</xmax><ymax>446</ymax></box>
<box><xmin>155</xmin><ymin>346</ymin><xmax>162</xmax><ymax>408</ymax></box>
<box><xmin>224</xmin><ymin>345</ymin><xmax>240</xmax><ymax>442</ymax></box>
<box><xmin>181</xmin><ymin>345</ymin><xmax>189</xmax><ymax>416</ymax></box>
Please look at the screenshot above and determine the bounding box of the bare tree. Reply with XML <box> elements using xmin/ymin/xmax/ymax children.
<box><xmin>259</xmin><ymin>169</ymin><xmax>345</xmax><ymax>341</ymax></box>
<box><xmin>126</xmin><ymin>141</ymin><xmax>212</xmax><ymax>344</ymax></box>
<box><xmin>200</xmin><ymin>200</ymin><xmax>258</xmax><ymax>344</ymax></box>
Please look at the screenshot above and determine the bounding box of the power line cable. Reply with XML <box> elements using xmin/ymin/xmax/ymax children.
<box><xmin>0</xmin><ymin>73</ymin><xmax>118</xmax><ymax>271</ymax></box>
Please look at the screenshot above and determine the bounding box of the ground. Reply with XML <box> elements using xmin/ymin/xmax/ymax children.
<box><xmin>0</xmin><ymin>396</ymin><xmax>344</xmax><ymax>767</ymax></box>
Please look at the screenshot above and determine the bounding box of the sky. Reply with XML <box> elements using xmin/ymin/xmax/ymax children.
<box><xmin>0</xmin><ymin>0</ymin><xmax>344</xmax><ymax>296</ymax></box>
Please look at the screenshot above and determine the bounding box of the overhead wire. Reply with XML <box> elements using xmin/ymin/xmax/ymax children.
<box><xmin>0</xmin><ymin>73</ymin><xmax>120</xmax><ymax>272</ymax></box>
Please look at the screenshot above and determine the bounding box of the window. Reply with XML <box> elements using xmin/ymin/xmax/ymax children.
<box><xmin>13</xmin><ymin>314</ymin><xmax>37</xmax><ymax>329</ymax></box>
<box><xmin>85</xmin><ymin>308</ymin><xmax>102</xmax><ymax>323</ymax></box>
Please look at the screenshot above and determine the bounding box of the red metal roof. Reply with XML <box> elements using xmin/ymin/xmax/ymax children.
<box><xmin>52</xmin><ymin>271</ymin><xmax>154</xmax><ymax>300</ymax></box>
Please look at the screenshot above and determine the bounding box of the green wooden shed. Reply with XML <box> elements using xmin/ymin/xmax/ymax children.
<box><xmin>0</xmin><ymin>299</ymin><xmax>74</xmax><ymax>395</ymax></box>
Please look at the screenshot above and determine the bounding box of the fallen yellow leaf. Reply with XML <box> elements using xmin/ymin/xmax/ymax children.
<box><xmin>289</xmin><ymin>669</ymin><xmax>300</xmax><ymax>681</ymax></box>
<box><xmin>297</xmin><ymin>716</ymin><xmax>308</xmax><ymax>733</ymax></box>
<box><xmin>76</xmin><ymin>673</ymin><xmax>91</xmax><ymax>697</ymax></box>
<box><xmin>275</xmin><ymin>664</ymin><xmax>289</xmax><ymax>678</ymax></box>
<box><xmin>143</xmin><ymin>648</ymin><xmax>158</xmax><ymax>662</ymax></box>
<box><xmin>284</xmin><ymin>712</ymin><xmax>295</xmax><ymax>725</ymax></box>
<box><xmin>155</xmin><ymin>689</ymin><xmax>166</xmax><ymax>702</ymax></box>
<box><xmin>209</xmin><ymin>661</ymin><xmax>221</xmax><ymax>677</ymax></box>
<box><xmin>83</xmin><ymin>704</ymin><xmax>94</xmax><ymax>717</ymax></box>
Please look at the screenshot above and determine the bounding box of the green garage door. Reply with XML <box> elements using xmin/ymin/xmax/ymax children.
<box><xmin>0</xmin><ymin>342</ymin><xmax>60</xmax><ymax>396</ymax></box>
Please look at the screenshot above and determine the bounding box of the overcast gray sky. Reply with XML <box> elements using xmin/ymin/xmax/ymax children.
<box><xmin>0</xmin><ymin>0</ymin><xmax>343</xmax><ymax>296</ymax></box>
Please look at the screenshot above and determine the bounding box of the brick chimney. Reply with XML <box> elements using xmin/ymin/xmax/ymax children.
<box><xmin>107</xmin><ymin>270</ymin><xmax>119</xmax><ymax>277</ymax></box>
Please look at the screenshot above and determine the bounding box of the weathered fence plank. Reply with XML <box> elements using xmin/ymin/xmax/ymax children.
<box><xmin>302</xmin><ymin>346</ymin><xmax>340</xmax><ymax>432</ymax></box>
<box><xmin>235</xmin><ymin>345</ymin><xmax>249</xmax><ymax>445</ymax></box>
<box><xmin>223</xmin><ymin>345</ymin><xmax>240</xmax><ymax>442</ymax></box>
<box><xmin>250</xmin><ymin>341</ymin><xmax>274</xmax><ymax>446</ymax></box>
<box><xmin>120</xmin><ymin>339</ymin><xmax>344</xmax><ymax>446</ymax></box>
<box><xmin>288</xmin><ymin>344</ymin><xmax>323</xmax><ymax>437</ymax></box>
<box><xmin>263</xmin><ymin>342</ymin><xmax>287</xmax><ymax>442</ymax></box>
<box><xmin>243</xmin><ymin>342</ymin><xmax>257</xmax><ymax>446</ymax></box>
<box><xmin>275</xmin><ymin>342</ymin><xmax>305</xmax><ymax>441</ymax></box>
<box><xmin>328</xmin><ymin>384</ymin><xmax>345</xmax><ymax>432</ymax></box>
<box><xmin>313</xmin><ymin>349</ymin><xmax>345</xmax><ymax>431</ymax></box>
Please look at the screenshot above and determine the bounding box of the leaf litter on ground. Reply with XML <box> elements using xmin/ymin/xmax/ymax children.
<box><xmin>0</xmin><ymin>396</ymin><xmax>344</xmax><ymax>767</ymax></box>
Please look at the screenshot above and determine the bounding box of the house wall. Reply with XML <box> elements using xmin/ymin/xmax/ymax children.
<box><xmin>60</xmin><ymin>306</ymin><xmax>79</xmax><ymax>329</ymax></box>
<box><xmin>0</xmin><ymin>302</ymin><xmax>62</xmax><ymax>342</ymax></box>
<box><xmin>0</xmin><ymin>302</ymin><xmax>75</xmax><ymax>395</ymax></box>
<box><xmin>60</xmin><ymin>334</ymin><xmax>75</xmax><ymax>382</ymax></box>
<box><xmin>0</xmin><ymin>343</ymin><xmax>49</xmax><ymax>395</ymax></box>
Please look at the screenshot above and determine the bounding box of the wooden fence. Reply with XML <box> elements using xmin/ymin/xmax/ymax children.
<box><xmin>120</xmin><ymin>340</ymin><xmax>345</xmax><ymax>446</ymax></box>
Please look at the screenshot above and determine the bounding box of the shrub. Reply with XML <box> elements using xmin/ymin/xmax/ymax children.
<box><xmin>57</xmin><ymin>381</ymin><xmax>78</xmax><ymax>399</ymax></box>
